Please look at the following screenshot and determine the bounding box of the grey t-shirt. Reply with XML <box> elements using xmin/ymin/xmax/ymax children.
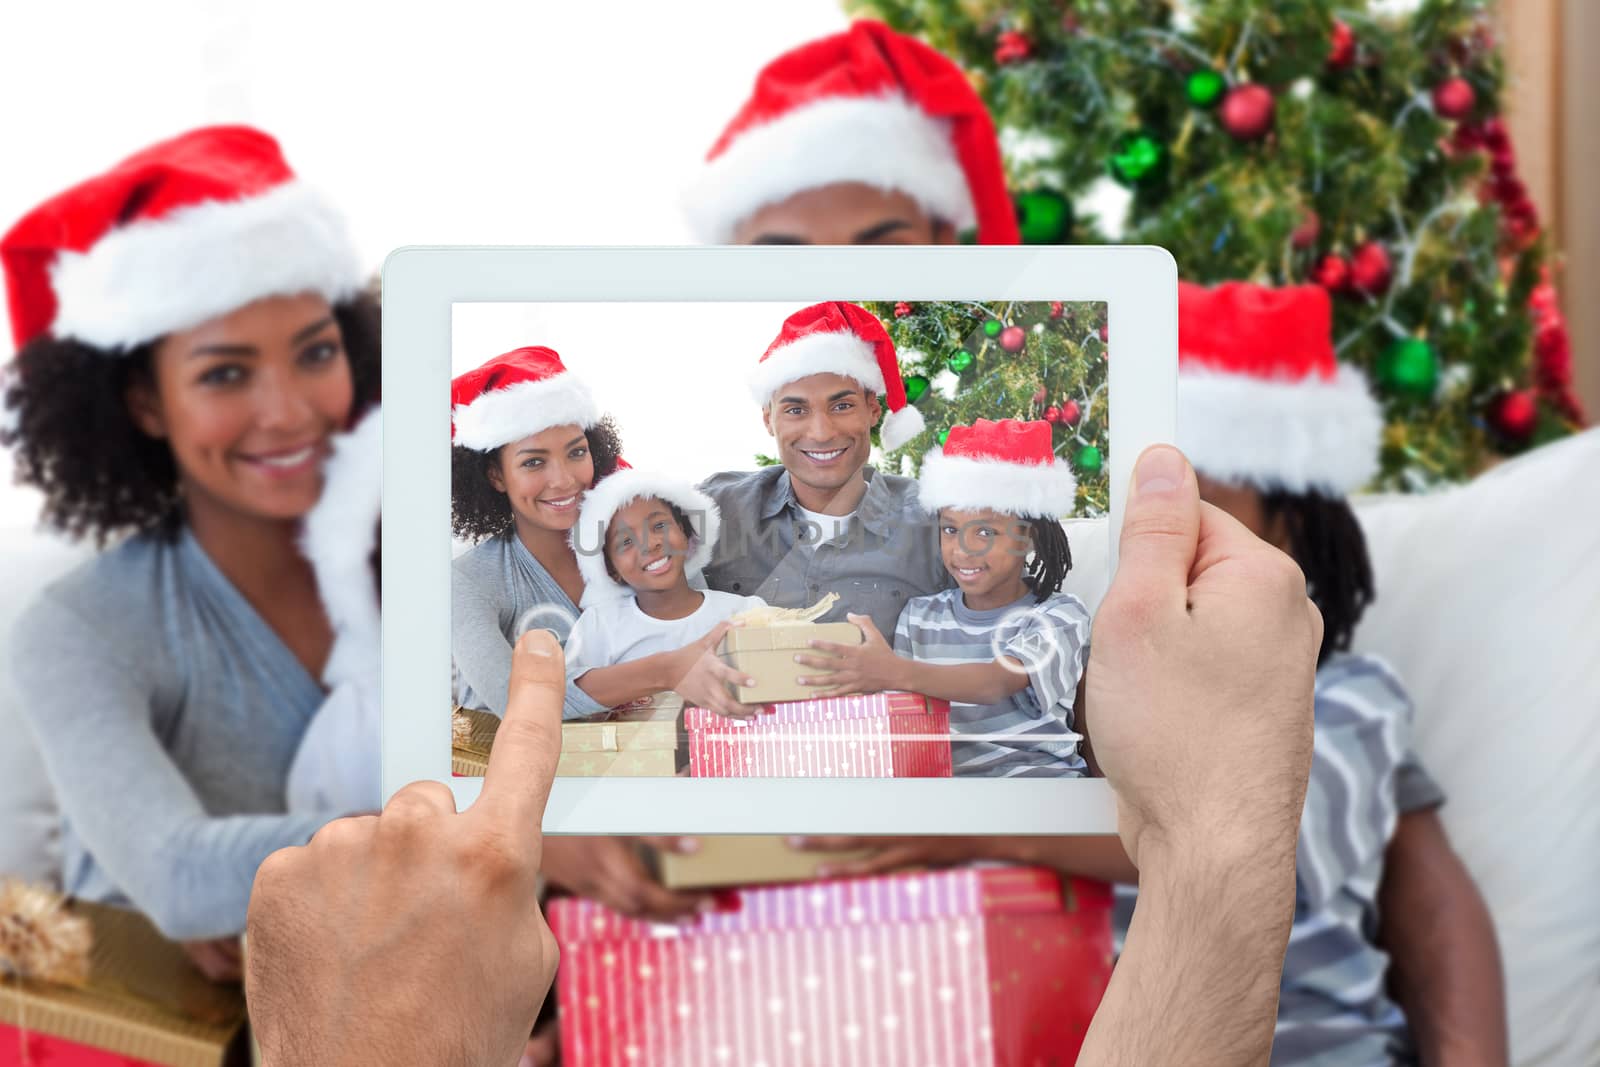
<box><xmin>698</xmin><ymin>465</ymin><xmax>952</xmax><ymax>638</ymax></box>
<box><xmin>9</xmin><ymin>529</ymin><xmax>330</xmax><ymax>940</ymax></box>
<box><xmin>451</xmin><ymin>531</ymin><xmax>608</xmax><ymax>720</ymax></box>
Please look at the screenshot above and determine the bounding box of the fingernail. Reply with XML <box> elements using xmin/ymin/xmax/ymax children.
<box><xmin>787</xmin><ymin>835</ymin><xmax>808</xmax><ymax>848</ymax></box>
<box><xmin>1134</xmin><ymin>445</ymin><xmax>1186</xmax><ymax>497</ymax></box>
<box><xmin>519</xmin><ymin>1056</ymin><xmax>536</xmax><ymax>1067</ymax></box>
<box><xmin>676</xmin><ymin>836</ymin><xmax>701</xmax><ymax>854</ymax></box>
<box><xmin>696</xmin><ymin>897</ymin><xmax>718</xmax><ymax>913</ymax></box>
<box><xmin>516</xmin><ymin>629</ymin><xmax>557</xmax><ymax>656</ymax></box>
<box><xmin>745</xmin><ymin>678</ymin><xmax>757</xmax><ymax>687</ymax></box>
<box><xmin>815</xmin><ymin>865</ymin><xmax>834</xmax><ymax>878</ymax></box>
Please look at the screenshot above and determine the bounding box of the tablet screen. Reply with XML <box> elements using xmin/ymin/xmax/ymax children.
<box><xmin>449</xmin><ymin>298</ymin><xmax>1109</xmax><ymax>783</ymax></box>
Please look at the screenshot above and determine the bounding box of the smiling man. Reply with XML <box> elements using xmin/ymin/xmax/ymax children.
<box><xmin>698</xmin><ymin>301</ymin><xmax>945</xmax><ymax>638</ymax></box>
<box><xmin>683</xmin><ymin>20</ymin><xmax>1019</xmax><ymax>247</ymax></box>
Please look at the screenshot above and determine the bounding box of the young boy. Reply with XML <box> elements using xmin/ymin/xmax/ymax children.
<box><xmin>794</xmin><ymin>418</ymin><xmax>1089</xmax><ymax>777</ymax></box>
<box><xmin>561</xmin><ymin>469</ymin><xmax>766</xmax><ymax>714</ymax></box>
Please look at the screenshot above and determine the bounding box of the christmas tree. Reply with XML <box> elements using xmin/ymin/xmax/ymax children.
<box><xmin>866</xmin><ymin>299</ymin><xmax>1111</xmax><ymax>513</ymax></box>
<box><xmin>851</xmin><ymin>0</ymin><xmax>1583</xmax><ymax>490</ymax></box>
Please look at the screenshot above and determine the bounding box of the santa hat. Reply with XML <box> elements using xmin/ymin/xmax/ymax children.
<box><xmin>752</xmin><ymin>301</ymin><xmax>926</xmax><ymax>451</ymax></box>
<box><xmin>918</xmin><ymin>418</ymin><xmax>1078</xmax><ymax>518</ymax></box>
<box><xmin>301</xmin><ymin>406</ymin><xmax>382</xmax><ymax>693</ymax></box>
<box><xmin>451</xmin><ymin>346</ymin><xmax>600</xmax><ymax>452</ymax></box>
<box><xmin>569</xmin><ymin>468</ymin><xmax>722</xmax><ymax>607</ymax></box>
<box><xmin>2</xmin><ymin>125</ymin><xmax>364</xmax><ymax>352</ymax></box>
<box><xmin>1178</xmin><ymin>281</ymin><xmax>1382</xmax><ymax>495</ymax></box>
<box><xmin>683</xmin><ymin>20</ymin><xmax>1019</xmax><ymax>245</ymax></box>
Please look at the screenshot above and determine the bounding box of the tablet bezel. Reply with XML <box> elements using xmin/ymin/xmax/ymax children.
<box><xmin>381</xmin><ymin>245</ymin><xmax>1175</xmax><ymax>834</ymax></box>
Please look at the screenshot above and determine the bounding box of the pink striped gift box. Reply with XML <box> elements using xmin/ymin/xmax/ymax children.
<box><xmin>685</xmin><ymin>692</ymin><xmax>953</xmax><ymax>778</ymax></box>
<box><xmin>548</xmin><ymin>867</ymin><xmax>1114</xmax><ymax>1067</ymax></box>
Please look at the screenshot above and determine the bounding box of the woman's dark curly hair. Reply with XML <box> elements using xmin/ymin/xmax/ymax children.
<box><xmin>1262</xmin><ymin>489</ymin><xmax>1374</xmax><ymax>666</ymax></box>
<box><xmin>450</xmin><ymin>415</ymin><xmax>624</xmax><ymax>542</ymax></box>
<box><xmin>1024</xmin><ymin>517</ymin><xmax>1074</xmax><ymax>603</ymax></box>
<box><xmin>0</xmin><ymin>292</ymin><xmax>382</xmax><ymax>545</ymax></box>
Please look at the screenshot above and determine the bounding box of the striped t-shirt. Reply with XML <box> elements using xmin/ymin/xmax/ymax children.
<box><xmin>1115</xmin><ymin>653</ymin><xmax>1445</xmax><ymax>1066</ymax></box>
<box><xmin>892</xmin><ymin>588</ymin><xmax>1090</xmax><ymax>778</ymax></box>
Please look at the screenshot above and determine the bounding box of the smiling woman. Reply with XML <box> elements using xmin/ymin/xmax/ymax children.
<box><xmin>0</xmin><ymin>125</ymin><xmax>378</xmax><ymax>951</ymax></box>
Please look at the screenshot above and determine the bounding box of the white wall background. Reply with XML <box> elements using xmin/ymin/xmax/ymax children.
<box><xmin>0</xmin><ymin>0</ymin><xmax>850</xmax><ymax>529</ymax></box>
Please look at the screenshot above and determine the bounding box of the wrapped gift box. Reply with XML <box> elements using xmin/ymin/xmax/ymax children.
<box><xmin>686</xmin><ymin>692</ymin><xmax>952</xmax><ymax>778</ymax></box>
<box><xmin>717</xmin><ymin>622</ymin><xmax>862</xmax><ymax>703</ymax></box>
<box><xmin>549</xmin><ymin>867</ymin><xmax>1113</xmax><ymax>1067</ymax></box>
<box><xmin>452</xmin><ymin>695</ymin><xmax>684</xmax><ymax>778</ymax></box>
<box><xmin>0</xmin><ymin>901</ymin><xmax>247</xmax><ymax>1067</ymax></box>
<box><xmin>655</xmin><ymin>835</ymin><xmax>870</xmax><ymax>890</ymax></box>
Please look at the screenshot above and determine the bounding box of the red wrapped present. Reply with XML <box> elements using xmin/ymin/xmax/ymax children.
<box><xmin>548</xmin><ymin>867</ymin><xmax>1113</xmax><ymax>1066</ymax></box>
<box><xmin>686</xmin><ymin>691</ymin><xmax>953</xmax><ymax>778</ymax></box>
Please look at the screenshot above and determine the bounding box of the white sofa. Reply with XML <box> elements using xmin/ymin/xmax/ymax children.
<box><xmin>3</xmin><ymin>432</ymin><xmax>1596</xmax><ymax>1065</ymax></box>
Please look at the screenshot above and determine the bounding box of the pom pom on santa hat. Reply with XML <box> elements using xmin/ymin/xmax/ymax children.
<box><xmin>751</xmin><ymin>301</ymin><xmax>927</xmax><ymax>452</ymax></box>
<box><xmin>918</xmin><ymin>418</ymin><xmax>1078</xmax><ymax>518</ymax></box>
<box><xmin>569</xmin><ymin>468</ymin><xmax>722</xmax><ymax>608</ymax></box>
<box><xmin>451</xmin><ymin>346</ymin><xmax>600</xmax><ymax>453</ymax></box>
<box><xmin>683</xmin><ymin>20</ymin><xmax>1019</xmax><ymax>246</ymax></box>
<box><xmin>1</xmin><ymin>125</ymin><xmax>365</xmax><ymax>352</ymax></box>
<box><xmin>300</xmin><ymin>406</ymin><xmax>382</xmax><ymax>692</ymax></box>
<box><xmin>1177</xmin><ymin>281</ymin><xmax>1382</xmax><ymax>495</ymax></box>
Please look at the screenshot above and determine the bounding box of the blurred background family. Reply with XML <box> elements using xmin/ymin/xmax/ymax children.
<box><xmin>2</xmin><ymin>3</ymin><xmax>1597</xmax><ymax>1066</ymax></box>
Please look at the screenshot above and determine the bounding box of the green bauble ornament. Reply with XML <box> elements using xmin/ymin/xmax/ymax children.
<box><xmin>1377</xmin><ymin>338</ymin><xmax>1440</xmax><ymax>399</ymax></box>
<box><xmin>1014</xmin><ymin>188</ymin><xmax>1072</xmax><ymax>244</ymax></box>
<box><xmin>983</xmin><ymin>319</ymin><xmax>1003</xmax><ymax>339</ymax></box>
<box><xmin>1108</xmin><ymin>130</ymin><xmax>1165</xmax><ymax>186</ymax></box>
<box><xmin>947</xmin><ymin>350</ymin><xmax>975</xmax><ymax>373</ymax></box>
<box><xmin>904</xmin><ymin>374</ymin><xmax>930</xmax><ymax>403</ymax></box>
<box><xmin>1186</xmin><ymin>69</ymin><xmax>1225</xmax><ymax>108</ymax></box>
<box><xmin>1075</xmin><ymin>445</ymin><xmax>1104</xmax><ymax>474</ymax></box>
<box><xmin>938</xmin><ymin>429</ymin><xmax>950</xmax><ymax>446</ymax></box>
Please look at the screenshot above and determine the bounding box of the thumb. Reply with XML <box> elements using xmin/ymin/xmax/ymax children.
<box><xmin>1108</xmin><ymin>445</ymin><xmax>1201</xmax><ymax>617</ymax></box>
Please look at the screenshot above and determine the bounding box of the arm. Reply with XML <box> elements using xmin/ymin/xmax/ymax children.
<box><xmin>1377</xmin><ymin>809</ymin><xmax>1508</xmax><ymax>1067</ymax></box>
<box><xmin>570</xmin><ymin>620</ymin><xmax>765</xmax><ymax>719</ymax></box>
<box><xmin>12</xmin><ymin>597</ymin><xmax>327</xmax><ymax>940</ymax></box>
<box><xmin>795</xmin><ymin>612</ymin><xmax>1032</xmax><ymax>703</ymax></box>
<box><xmin>451</xmin><ymin>565</ymin><xmax>603</xmax><ymax>720</ymax></box>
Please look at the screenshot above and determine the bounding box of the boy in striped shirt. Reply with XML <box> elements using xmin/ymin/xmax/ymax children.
<box><xmin>794</xmin><ymin>418</ymin><xmax>1089</xmax><ymax>777</ymax></box>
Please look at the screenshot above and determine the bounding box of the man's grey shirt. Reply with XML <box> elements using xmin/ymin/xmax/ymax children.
<box><xmin>698</xmin><ymin>466</ymin><xmax>952</xmax><ymax>637</ymax></box>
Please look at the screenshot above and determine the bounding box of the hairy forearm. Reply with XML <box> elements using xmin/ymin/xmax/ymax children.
<box><xmin>989</xmin><ymin>834</ymin><xmax>1140</xmax><ymax>885</ymax></box>
<box><xmin>572</xmin><ymin>650</ymin><xmax>684</xmax><ymax>708</ymax></box>
<box><xmin>1378</xmin><ymin>811</ymin><xmax>1508</xmax><ymax>1067</ymax></box>
<box><xmin>906</xmin><ymin>659</ymin><xmax>1030</xmax><ymax>706</ymax></box>
<box><xmin>1079</xmin><ymin>838</ymin><xmax>1295</xmax><ymax>1067</ymax></box>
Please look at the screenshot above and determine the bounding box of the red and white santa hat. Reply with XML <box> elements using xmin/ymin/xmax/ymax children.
<box><xmin>753</xmin><ymin>301</ymin><xmax>927</xmax><ymax>451</ymax></box>
<box><xmin>451</xmin><ymin>346</ymin><xmax>600</xmax><ymax>452</ymax></box>
<box><xmin>683</xmin><ymin>20</ymin><xmax>1019</xmax><ymax>245</ymax></box>
<box><xmin>569</xmin><ymin>468</ymin><xmax>722</xmax><ymax>607</ymax></box>
<box><xmin>2</xmin><ymin>125</ymin><xmax>365</xmax><ymax>353</ymax></box>
<box><xmin>917</xmin><ymin>418</ymin><xmax>1078</xmax><ymax>518</ymax></box>
<box><xmin>1178</xmin><ymin>281</ymin><xmax>1382</xmax><ymax>495</ymax></box>
<box><xmin>301</xmin><ymin>405</ymin><xmax>382</xmax><ymax>695</ymax></box>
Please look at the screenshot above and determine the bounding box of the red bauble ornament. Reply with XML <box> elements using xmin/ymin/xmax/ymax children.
<box><xmin>1049</xmin><ymin>300</ymin><xmax>1064</xmax><ymax>320</ymax></box>
<box><xmin>893</xmin><ymin>301</ymin><xmax>913</xmax><ymax>318</ymax></box>
<box><xmin>1032</xmin><ymin>386</ymin><xmax>1049</xmax><ymax>407</ymax></box>
<box><xmin>1488</xmin><ymin>390</ymin><xmax>1538</xmax><ymax>442</ymax></box>
<box><xmin>999</xmin><ymin>325</ymin><xmax>1027</xmax><ymax>354</ymax></box>
<box><xmin>1291</xmin><ymin>211</ymin><xmax>1321</xmax><ymax>249</ymax></box>
<box><xmin>995</xmin><ymin>30</ymin><xmax>1031</xmax><ymax>65</ymax></box>
<box><xmin>1432</xmin><ymin>77</ymin><xmax>1476</xmax><ymax>121</ymax></box>
<box><xmin>1059</xmin><ymin>399</ymin><xmax>1081</xmax><ymax>424</ymax></box>
<box><xmin>1044</xmin><ymin>404</ymin><xmax>1063</xmax><ymax>424</ymax></box>
<box><xmin>1220</xmin><ymin>84</ymin><xmax>1275</xmax><ymax>141</ymax></box>
<box><xmin>1098</xmin><ymin>323</ymin><xmax>1109</xmax><ymax>343</ymax></box>
<box><xmin>1534</xmin><ymin>321</ymin><xmax>1573</xmax><ymax>387</ymax></box>
<box><xmin>1328</xmin><ymin>21</ymin><xmax>1356</xmax><ymax>70</ymax></box>
<box><xmin>1349</xmin><ymin>242</ymin><xmax>1393</xmax><ymax>295</ymax></box>
<box><xmin>1311</xmin><ymin>253</ymin><xmax>1351</xmax><ymax>292</ymax></box>
<box><xmin>1481</xmin><ymin>117</ymin><xmax>1509</xmax><ymax>152</ymax></box>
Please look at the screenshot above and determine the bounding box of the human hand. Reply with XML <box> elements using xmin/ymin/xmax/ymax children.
<box><xmin>785</xmin><ymin>834</ymin><xmax>992</xmax><ymax>877</ymax></box>
<box><xmin>671</xmin><ymin>621</ymin><xmax>765</xmax><ymax>718</ymax></box>
<box><xmin>1086</xmin><ymin>445</ymin><xmax>1320</xmax><ymax>877</ymax></box>
<box><xmin>180</xmin><ymin>937</ymin><xmax>242</xmax><ymax>983</ymax></box>
<box><xmin>245</xmin><ymin>631</ymin><xmax>565</xmax><ymax>1067</ymax></box>
<box><xmin>542</xmin><ymin>836</ymin><xmax>712</xmax><ymax>922</ymax></box>
<box><xmin>792</xmin><ymin>613</ymin><xmax>906</xmax><ymax>696</ymax></box>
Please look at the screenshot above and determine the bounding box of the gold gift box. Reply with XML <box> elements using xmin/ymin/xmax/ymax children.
<box><xmin>717</xmin><ymin>622</ymin><xmax>863</xmax><ymax>703</ymax></box>
<box><xmin>451</xmin><ymin>694</ymin><xmax>684</xmax><ymax>778</ymax></box>
<box><xmin>0</xmin><ymin>900</ymin><xmax>247</xmax><ymax>1067</ymax></box>
<box><xmin>656</xmin><ymin>835</ymin><xmax>870</xmax><ymax>890</ymax></box>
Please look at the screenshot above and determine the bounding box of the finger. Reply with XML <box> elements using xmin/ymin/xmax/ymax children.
<box><xmin>709</xmin><ymin>660</ymin><xmax>758</xmax><ymax>689</ymax></box>
<box><xmin>1189</xmin><ymin>499</ymin><xmax>1275</xmax><ymax>583</ymax></box>
<box><xmin>819</xmin><ymin>848</ymin><xmax>919</xmax><ymax>878</ymax></box>
<box><xmin>787</xmin><ymin>834</ymin><xmax>874</xmax><ymax>851</ymax></box>
<box><xmin>477</xmin><ymin>630</ymin><xmax>565</xmax><ymax>847</ymax></box>
<box><xmin>793</xmin><ymin>654</ymin><xmax>841</xmax><ymax>670</ymax></box>
<box><xmin>845</xmin><ymin>614</ymin><xmax>884</xmax><ymax>642</ymax></box>
<box><xmin>638</xmin><ymin>835</ymin><xmax>702</xmax><ymax>855</ymax></box>
<box><xmin>382</xmin><ymin>780</ymin><xmax>458</xmax><ymax>820</ymax></box>
<box><xmin>701</xmin><ymin>621</ymin><xmax>733</xmax><ymax>648</ymax></box>
<box><xmin>1106</xmin><ymin>445</ymin><xmax>1201</xmax><ymax>617</ymax></box>
<box><xmin>804</xmin><ymin>641</ymin><xmax>852</xmax><ymax>656</ymax></box>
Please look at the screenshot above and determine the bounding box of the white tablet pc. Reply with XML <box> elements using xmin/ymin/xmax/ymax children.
<box><xmin>381</xmin><ymin>246</ymin><xmax>1175</xmax><ymax>834</ymax></box>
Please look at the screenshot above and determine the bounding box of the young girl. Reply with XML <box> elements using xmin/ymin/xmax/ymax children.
<box><xmin>795</xmin><ymin>418</ymin><xmax>1089</xmax><ymax>777</ymax></box>
<box><xmin>1</xmin><ymin>126</ymin><xmax>376</xmax><ymax>948</ymax></box>
<box><xmin>561</xmin><ymin>469</ymin><xmax>765</xmax><ymax>712</ymax></box>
